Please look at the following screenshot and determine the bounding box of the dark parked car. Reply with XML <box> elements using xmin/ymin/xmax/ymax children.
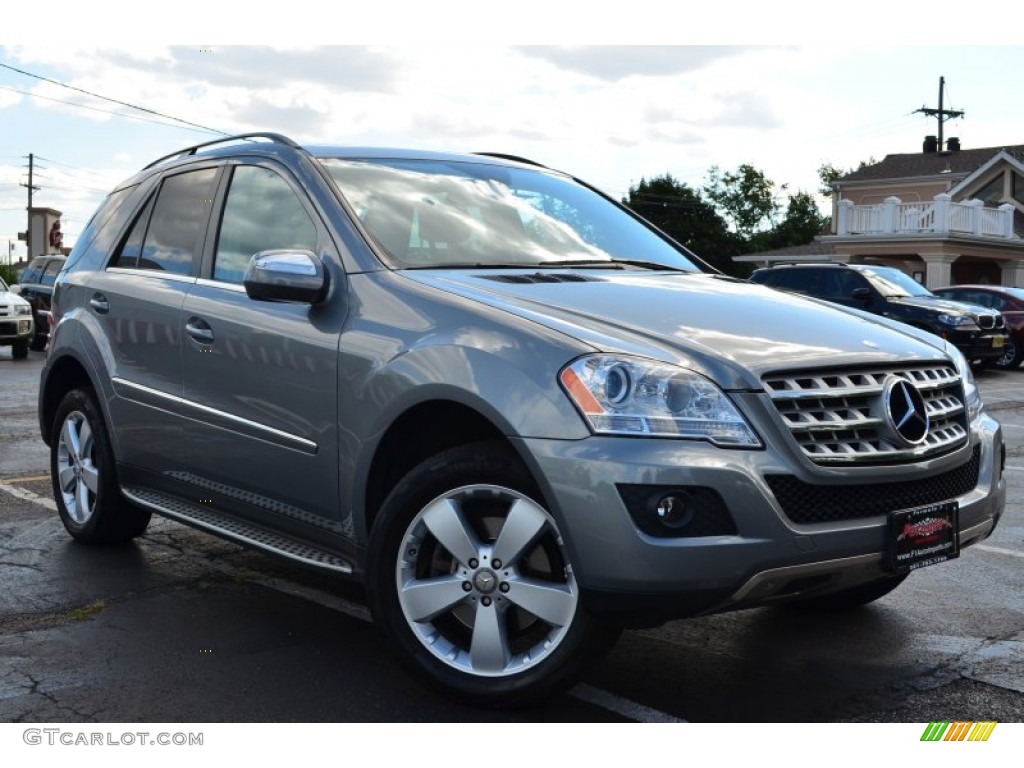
<box><xmin>749</xmin><ymin>263</ymin><xmax>1009</xmax><ymax>367</ymax></box>
<box><xmin>933</xmin><ymin>285</ymin><xmax>1024</xmax><ymax>369</ymax></box>
<box><xmin>39</xmin><ymin>134</ymin><xmax>1005</xmax><ymax>705</ymax></box>
<box><xmin>15</xmin><ymin>254</ymin><xmax>65</xmax><ymax>350</ymax></box>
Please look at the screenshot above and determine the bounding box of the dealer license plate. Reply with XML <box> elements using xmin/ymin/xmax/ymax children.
<box><xmin>886</xmin><ymin>501</ymin><xmax>959</xmax><ymax>572</ymax></box>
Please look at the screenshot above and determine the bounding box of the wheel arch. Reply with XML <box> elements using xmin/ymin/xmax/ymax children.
<box><xmin>361</xmin><ymin>399</ymin><xmax>522</xmax><ymax>540</ymax></box>
<box><xmin>39</xmin><ymin>353</ymin><xmax>99</xmax><ymax>447</ymax></box>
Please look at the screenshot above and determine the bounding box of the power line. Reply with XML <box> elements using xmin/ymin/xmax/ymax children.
<box><xmin>0</xmin><ymin>84</ymin><xmax>217</xmax><ymax>135</ymax></box>
<box><xmin>0</xmin><ymin>61</ymin><xmax>229</xmax><ymax>136</ymax></box>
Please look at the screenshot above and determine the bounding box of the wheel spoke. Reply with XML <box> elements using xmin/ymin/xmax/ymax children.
<box><xmin>399</xmin><ymin>575</ymin><xmax>468</xmax><ymax>622</ymax></box>
<box><xmin>75</xmin><ymin>478</ymin><xmax>91</xmax><ymax>520</ymax></box>
<box><xmin>61</xmin><ymin>418</ymin><xmax>81</xmax><ymax>462</ymax></box>
<box><xmin>58</xmin><ymin>465</ymin><xmax>77</xmax><ymax>494</ymax></box>
<box><xmin>421</xmin><ymin>497</ymin><xmax>480</xmax><ymax>567</ymax></box>
<box><xmin>78</xmin><ymin>419</ymin><xmax>93</xmax><ymax>458</ymax></box>
<box><xmin>491</xmin><ymin>497</ymin><xmax>548</xmax><ymax>567</ymax></box>
<box><xmin>470</xmin><ymin>601</ymin><xmax>509</xmax><ymax>673</ymax></box>
<box><xmin>505</xmin><ymin>577</ymin><xmax>576</xmax><ymax>627</ymax></box>
<box><xmin>81</xmin><ymin>464</ymin><xmax>99</xmax><ymax>494</ymax></box>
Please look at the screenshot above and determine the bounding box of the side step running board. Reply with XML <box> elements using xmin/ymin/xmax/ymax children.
<box><xmin>123</xmin><ymin>487</ymin><xmax>354</xmax><ymax>575</ymax></box>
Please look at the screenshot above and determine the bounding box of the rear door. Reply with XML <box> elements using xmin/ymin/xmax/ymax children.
<box><xmin>90</xmin><ymin>165</ymin><xmax>220</xmax><ymax>478</ymax></box>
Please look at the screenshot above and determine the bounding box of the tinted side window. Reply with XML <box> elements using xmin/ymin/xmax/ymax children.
<box><xmin>772</xmin><ymin>269</ymin><xmax>821</xmax><ymax>293</ymax></box>
<box><xmin>40</xmin><ymin>259</ymin><xmax>63</xmax><ymax>286</ymax></box>
<box><xmin>135</xmin><ymin>168</ymin><xmax>218</xmax><ymax>275</ymax></box>
<box><xmin>110</xmin><ymin>196</ymin><xmax>156</xmax><ymax>269</ymax></box>
<box><xmin>22</xmin><ymin>259</ymin><xmax>45</xmax><ymax>284</ymax></box>
<box><xmin>822</xmin><ymin>270</ymin><xmax>867</xmax><ymax>300</ymax></box>
<box><xmin>213</xmin><ymin>166</ymin><xmax>317</xmax><ymax>284</ymax></box>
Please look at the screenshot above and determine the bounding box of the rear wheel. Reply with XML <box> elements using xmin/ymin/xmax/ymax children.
<box><xmin>51</xmin><ymin>388</ymin><xmax>151</xmax><ymax>544</ymax></box>
<box><xmin>367</xmin><ymin>443</ymin><xmax>618</xmax><ymax>707</ymax></box>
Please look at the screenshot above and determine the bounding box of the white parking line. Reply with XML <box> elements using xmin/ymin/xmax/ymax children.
<box><xmin>975</xmin><ymin>544</ymin><xmax>1024</xmax><ymax>559</ymax></box>
<box><xmin>1003</xmin><ymin>465</ymin><xmax>1024</xmax><ymax>472</ymax></box>
<box><xmin>570</xmin><ymin>683</ymin><xmax>687</xmax><ymax>723</ymax></box>
<box><xmin>0</xmin><ymin>481</ymin><xmax>57</xmax><ymax>511</ymax></box>
<box><xmin>0</xmin><ymin>481</ymin><xmax>686</xmax><ymax>723</ymax></box>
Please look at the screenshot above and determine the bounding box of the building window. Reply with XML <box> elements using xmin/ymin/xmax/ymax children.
<box><xmin>972</xmin><ymin>172</ymin><xmax>1004</xmax><ymax>205</ymax></box>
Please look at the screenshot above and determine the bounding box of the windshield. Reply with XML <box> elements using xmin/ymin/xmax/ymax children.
<box><xmin>0</xmin><ymin>277</ymin><xmax>8</xmax><ymax>292</ymax></box>
<box><xmin>858</xmin><ymin>266</ymin><xmax>934</xmax><ymax>298</ymax></box>
<box><xmin>320</xmin><ymin>158</ymin><xmax>700</xmax><ymax>271</ymax></box>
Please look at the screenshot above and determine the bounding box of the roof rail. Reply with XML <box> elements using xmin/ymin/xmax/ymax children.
<box><xmin>472</xmin><ymin>152</ymin><xmax>548</xmax><ymax>169</ymax></box>
<box><xmin>142</xmin><ymin>132</ymin><xmax>303</xmax><ymax>170</ymax></box>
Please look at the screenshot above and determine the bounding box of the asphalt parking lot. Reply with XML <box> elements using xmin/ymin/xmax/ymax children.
<box><xmin>1</xmin><ymin>347</ymin><xmax>1022</xmax><ymax>722</ymax></box>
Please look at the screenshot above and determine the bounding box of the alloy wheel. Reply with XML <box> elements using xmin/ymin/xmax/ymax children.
<box><xmin>396</xmin><ymin>484</ymin><xmax>578</xmax><ymax>678</ymax></box>
<box><xmin>56</xmin><ymin>410</ymin><xmax>99</xmax><ymax>525</ymax></box>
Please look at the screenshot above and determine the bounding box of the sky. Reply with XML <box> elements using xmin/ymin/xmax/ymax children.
<box><xmin>3</xmin><ymin>25</ymin><xmax>1024</xmax><ymax>263</ymax></box>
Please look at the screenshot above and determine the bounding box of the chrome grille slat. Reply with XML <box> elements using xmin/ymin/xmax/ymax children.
<box><xmin>763</xmin><ymin>364</ymin><xmax>969</xmax><ymax>465</ymax></box>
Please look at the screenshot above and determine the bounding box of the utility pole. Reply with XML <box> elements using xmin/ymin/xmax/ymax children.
<box><xmin>915</xmin><ymin>76</ymin><xmax>964</xmax><ymax>150</ymax></box>
<box><xmin>20</xmin><ymin>153</ymin><xmax>41</xmax><ymax>259</ymax></box>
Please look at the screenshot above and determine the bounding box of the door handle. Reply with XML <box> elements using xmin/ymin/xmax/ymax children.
<box><xmin>185</xmin><ymin>317</ymin><xmax>215</xmax><ymax>344</ymax></box>
<box><xmin>89</xmin><ymin>294</ymin><xmax>110</xmax><ymax>314</ymax></box>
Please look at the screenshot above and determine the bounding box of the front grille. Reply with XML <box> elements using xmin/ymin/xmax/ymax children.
<box><xmin>0</xmin><ymin>320</ymin><xmax>16</xmax><ymax>334</ymax></box>
<box><xmin>976</xmin><ymin>314</ymin><xmax>1003</xmax><ymax>330</ymax></box>
<box><xmin>763</xmin><ymin>364</ymin><xmax>968</xmax><ymax>464</ymax></box>
<box><xmin>766</xmin><ymin>445</ymin><xmax>980</xmax><ymax>524</ymax></box>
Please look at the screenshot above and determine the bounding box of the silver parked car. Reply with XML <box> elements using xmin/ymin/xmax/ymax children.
<box><xmin>40</xmin><ymin>134</ymin><xmax>1006</xmax><ymax>706</ymax></box>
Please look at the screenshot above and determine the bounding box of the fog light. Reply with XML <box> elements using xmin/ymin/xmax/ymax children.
<box><xmin>653</xmin><ymin>493</ymin><xmax>694</xmax><ymax>529</ymax></box>
<box><xmin>617</xmin><ymin>484</ymin><xmax>737</xmax><ymax>539</ymax></box>
<box><xmin>18</xmin><ymin>320</ymin><xmax>32</xmax><ymax>334</ymax></box>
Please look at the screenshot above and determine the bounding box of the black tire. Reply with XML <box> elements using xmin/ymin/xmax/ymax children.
<box><xmin>11</xmin><ymin>338</ymin><xmax>29</xmax><ymax>359</ymax></box>
<box><xmin>366</xmin><ymin>442</ymin><xmax>619</xmax><ymax>707</ymax></box>
<box><xmin>29</xmin><ymin>333</ymin><xmax>47</xmax><ymax>352</ymax></box>
<box><xmin>784</xmin><ymin>573</ymin><xmax>909</xmax><ymax>612</ymax></box>
<box><xmin>50</xmin><ymin>388</ymin><xmax>151</xmax><ymax>544</ymax></box>
<box><xmin>995</xmin><ymin>337</ymin><xmax>1023</xmax><ymax>370</ymax></box>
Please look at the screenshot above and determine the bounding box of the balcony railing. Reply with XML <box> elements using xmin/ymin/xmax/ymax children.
<box><xmin>836</xmin><ymin>194</ymin><xmax>1016</xmax><ymax>239</ymax></box>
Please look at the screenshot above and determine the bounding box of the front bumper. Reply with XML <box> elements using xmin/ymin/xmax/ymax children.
<box><xmin>517</xmin><ymin>412</ymin><xmax>1005</xmax><ymax>624</ymax></box>
<box><xmin>0</xmin><ymin>317</ymin><xmax>34</xmax><ymax>343</ymax></box>
<box><xmin>948</xmin><ymin>328</ymin><xmax>1010</xmax><ymax>362</ymax></box>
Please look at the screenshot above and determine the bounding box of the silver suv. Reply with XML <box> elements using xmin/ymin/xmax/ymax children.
<box><xmin>39</xmin><ymin>134</ymin><xmax>1006</xmax><ymax>706</ymax></box>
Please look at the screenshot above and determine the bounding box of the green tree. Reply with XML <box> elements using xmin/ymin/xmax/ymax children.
<box><xmin>817</xmin><ymin>158</ymin><xmax>878</xmax><ymax>197</ymax></box>
<box><xmin>703</xmin><ymin>164</ymin><xmax>782</xmax><ymax>239</ymax></box>
<box><xmin>761</xmin><ymin>191</ymin><xmax>827</xmax><ymax>250</ymax></box>
<box><xmin>622</xmin><ymin>174</ymin><xmax>743</xmax><ymax>275</ymax></box>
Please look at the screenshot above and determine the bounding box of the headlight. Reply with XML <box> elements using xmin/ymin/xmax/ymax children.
<box><xmin>937</xmin><ymin>313</ymin><xmax>977</xmax><ymax>328</ymax></box>
<box><xmin>947</xmin><ymin>343</ymin><xmax>983</xmax><ymax>421</ymax></box>
<box><xmin>559</xmin><ymin>355</ymin><xmax>761</xmax><ymax>446</ymax></box>
<box><xmin>14</xmin><ymin>305</ymin><xmax>30</xmax><ymax>316</ymax></box>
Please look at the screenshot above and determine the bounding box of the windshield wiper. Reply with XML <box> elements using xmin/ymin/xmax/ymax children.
<box><xmin>537</xmin><ymin>258</ymin><xmax>693</xmax><ymax>272</ymax></box>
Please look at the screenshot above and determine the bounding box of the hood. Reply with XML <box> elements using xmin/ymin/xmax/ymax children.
<box><xmin>0</xmin><ymin>289</ymin><xmax>30</xmax><ymax>308</ymax></box>
<box><xmin>886</xmin><ymin>294</ymin><xmax>997</xmax><ymax>319</ymax></box>
<box><xmin>404</xmin><ymin>269</ymin><xmax>950</xmax><ymax>389</ymax></box>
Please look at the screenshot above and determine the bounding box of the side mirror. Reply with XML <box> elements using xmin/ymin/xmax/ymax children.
<box><xmin>851</xmin><ymin>287</ymin><xmax>872</xmax><ymax>303</ymax></box>
<box><xmin>243</xmin><ymin>250</ymin><xmax>329</xmax><ymax>304</ymax></box>
<box><xmin>8</xmin><ymin>284</ymin><xmax>21</xmax><ymax>295</ymax></box>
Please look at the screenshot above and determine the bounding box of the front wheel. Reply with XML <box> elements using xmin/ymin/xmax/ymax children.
<box><xmin>995</xmin><ymin>337</ymin><xmax>1023</xmax><ymax>369</ymax></box>
<box><xmin>367</xmin><ymin>443</ymin><xmax>618</xmax><ymax>707</ymax></box>
<box><xmin>11</xmin><ymin>338</ymin><xmax>29</xmax><ymax>359</ymax></box>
